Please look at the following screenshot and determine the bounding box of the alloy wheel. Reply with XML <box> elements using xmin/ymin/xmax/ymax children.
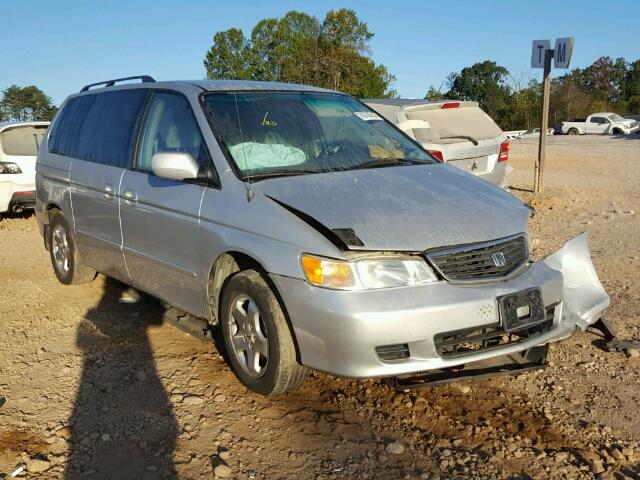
<box><xmin>227</xmin><ymin>294</ymin><xmax>269</xmax><ymax>378</ymax></box>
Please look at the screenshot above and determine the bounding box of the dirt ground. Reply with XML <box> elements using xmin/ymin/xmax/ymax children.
<box><xmin>0</xmin><ymin>135</ymin><xmax>639</xmax><ymax>480</ymax></box>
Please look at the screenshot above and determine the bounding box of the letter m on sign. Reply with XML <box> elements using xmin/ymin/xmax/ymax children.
<box><xmin>554</xmin><ymin>37</ymin><xmax>574</xmax><ymax>69</ymax></box>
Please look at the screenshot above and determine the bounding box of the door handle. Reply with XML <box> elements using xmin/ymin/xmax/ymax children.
<box><xmin>123</xmin><ymin>190</ymin><xmax>138</xmax><ymax>206</ymax></box>
<box><xmin>103</xmin><ymin>184</ymin><xmax>115</xmax><ymax>200</ymax></box>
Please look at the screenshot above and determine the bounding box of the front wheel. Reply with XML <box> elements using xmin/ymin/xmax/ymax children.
<box><xmin>48</xmin><ymin>212</ymin><xmax>97</xmax><ymax>285</ymax></box>
<box><xmin>220</xmin><ymin>269</ymin><xmax>308</xmax><ymax>395</ymax></box>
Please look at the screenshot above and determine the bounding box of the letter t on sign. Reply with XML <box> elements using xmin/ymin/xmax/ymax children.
<box><xmin>531</xmin><ymin>40</ymin><xmax>551</xmax><ymax>68</ymax></box>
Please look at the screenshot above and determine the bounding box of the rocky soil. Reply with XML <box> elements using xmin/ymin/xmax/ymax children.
<box><xmin>0</xmin><ymin>135</ymin><xmax>639</xmax><ymax>479</ymax></box>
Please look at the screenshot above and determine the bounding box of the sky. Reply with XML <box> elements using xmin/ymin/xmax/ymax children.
<box><xmin>2</xmin><ymin>0</ymin><xmax>638</xmax><ymax>105</ymax></box>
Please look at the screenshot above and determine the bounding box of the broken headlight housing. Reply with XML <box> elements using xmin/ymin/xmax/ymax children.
<box><xmin>0</xmin><ymin>162</ymin><xmax>22</xmax><ymax>174</ymax></box>
<box><xmin>301</xmin><ymin>254</ymin><xmax>438</xmax><ymax>290</ymax></box>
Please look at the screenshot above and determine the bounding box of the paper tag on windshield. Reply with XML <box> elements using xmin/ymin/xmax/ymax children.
<box><xmin>354</xmin><ymin>111</ymin><xmax>383</xmax><ymax>122</ymax></box>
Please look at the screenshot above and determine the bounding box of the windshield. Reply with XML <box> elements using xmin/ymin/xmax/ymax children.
<box><xmin>0</xmin><ymin>125</ymin><xmax>47</xmax><ymax>156</ymax></box>
<box><xmin>202</xmin><ymin>92</ymin><xmax>434</xmax><ymax>179</ymax></box>
<box><xmin>608</xmin><ymin>113</ymin><xmax>624</xmax><ymax>122</ymax></box>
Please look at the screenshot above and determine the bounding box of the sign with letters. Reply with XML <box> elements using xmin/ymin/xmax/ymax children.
<box><xmin>554</xmin><ymin>37</ymin><xmax>575</xmax><ymax>69</ymax></box>
<box><xmin>530</xmin><ymin>36</ymin><xmax>575</xmax><ymax>193</ymax></box>
<box><xmin>531</xmin><ymin>40</ymin><xmax>551</xmax><ymax>68</ymax></box>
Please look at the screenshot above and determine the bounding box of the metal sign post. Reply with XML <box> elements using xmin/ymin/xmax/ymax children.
<box><xmin>531</xmin><ymin>37</ymin><xmax>574</xmax><ymax>194</ymax></box>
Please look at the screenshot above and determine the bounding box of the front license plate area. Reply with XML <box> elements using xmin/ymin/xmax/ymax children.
<box><xmin>498</xmin><ymin>288</ymin><xmax>546</xmax><ymax>331</ymax></box>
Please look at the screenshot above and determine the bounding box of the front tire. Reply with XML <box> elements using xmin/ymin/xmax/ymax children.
<box><xmin>220</xmin><ymin>269</ymin><xmax>308</xmax><ymax>395</ymax></box>
<box><xmin>48</xmin><ymin>212</ymin><xmax>97</xmax><ymax>285</ymax></box>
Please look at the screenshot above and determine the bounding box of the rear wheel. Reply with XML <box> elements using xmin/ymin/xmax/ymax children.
<box><xmin>567</xmin><ymin>128</ymin><xmax>579</xmax><ymax>135</ymax></box>
<box><xmin>48</xmin><ymin>212</ymin><xmax>97</xmax><ymax>285</ymax></box>
<box><xmin>220</xmin><ymin>269</ymin><xmax>308</xmax><ymax>395</ymax></box>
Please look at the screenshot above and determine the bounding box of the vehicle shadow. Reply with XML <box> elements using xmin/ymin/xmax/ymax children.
<box><xmin>64</xmin><ymin>277</ymin><xmax>178</xmax><ymax>479</ymax></box>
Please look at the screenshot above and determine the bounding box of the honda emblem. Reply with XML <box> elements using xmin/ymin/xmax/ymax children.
<box><xmin>491</xmin><ymin>252</ymin><xmax>507</xmax><ymax>267</ymax></box>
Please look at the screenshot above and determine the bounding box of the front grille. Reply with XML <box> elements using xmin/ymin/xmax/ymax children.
<box><xmin>434</xmin><ymin>305</ymin><xmax>556</xmax><ymax>358</ymax></box>
<box><xmin>426</xmin><ymin>235</ymin><xmax>528</xmax><ymax>281</ymax></box>
<box><xmin>376</xmin><ymin>343</ymin><xmax>410</xmax><ymax>361</ymax></box>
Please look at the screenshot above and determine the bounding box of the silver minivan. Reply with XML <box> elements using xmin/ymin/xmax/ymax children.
<box><xmin>36</xmin><ymin>76</ymin><xmax>609</xmax><ymax>395</ymax></box>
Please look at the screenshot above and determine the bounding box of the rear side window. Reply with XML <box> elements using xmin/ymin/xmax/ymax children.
<box><xmin>49</xmin><ymin>90</ymin><xmax>147</xmax><ymax>167</ymax></box>
<box><xmin>76</xmin><ymin>90</ymin><xmax>147</xmax><ymax>167</ymax></box>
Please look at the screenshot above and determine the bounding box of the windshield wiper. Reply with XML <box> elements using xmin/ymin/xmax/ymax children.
<box><xmin>348</xmin><ymin>158</ymin><xmax>428</xmax><ymax>171</ymax></box>
<box><xmin>440</xmin><ymin>134</ymin><xmax>479</xmax><ymax>146</ymax></box>
<box><xmin>244</xmin><ymin>169</ymin><xmax>319</xmax><ymax>181</ymax></box>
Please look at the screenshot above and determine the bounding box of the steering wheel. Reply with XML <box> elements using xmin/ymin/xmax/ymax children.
<box><xmin>318</xmin><ymin>140</ymin><xmax>350</xmax><ymax>159</ymax></box>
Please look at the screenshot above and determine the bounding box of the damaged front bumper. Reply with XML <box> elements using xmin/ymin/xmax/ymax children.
<box><xmin>272</xmin><ymin>232</ymin><xmax>609</xmax><ymax>378</ymax></box>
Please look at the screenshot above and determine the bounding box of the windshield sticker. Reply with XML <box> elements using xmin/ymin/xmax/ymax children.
<box><xmin>354</xmin><ymin>111</ymin><xmax>383</xmax><ymax>122</ymax></box>
<box><xmin>261</xmin><ymin>112</ymin><xmax>278</xmax><ymax>126</ymax></box>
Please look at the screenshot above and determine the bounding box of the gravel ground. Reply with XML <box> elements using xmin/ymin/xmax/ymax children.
<box><xmin>0</xmin><ymin>136</ymin><xmax>639</xmax><ymax>479</ymax></box>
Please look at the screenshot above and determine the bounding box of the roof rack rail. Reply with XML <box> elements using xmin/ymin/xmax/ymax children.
<box><xmin>80</xmin><ymin>75</ymin><xmax>156</xmax><ymax>92</ymax></box>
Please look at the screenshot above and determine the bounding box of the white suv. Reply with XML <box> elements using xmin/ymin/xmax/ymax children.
<box><xmin>364</xmin><ymin>99</ymin><xmax>512</xmax><ymax>188</ymax></box>
<box><xmin>0</xmin><ymin>121</ymin><xmax>49</xmax><ymax>214</ymax></box>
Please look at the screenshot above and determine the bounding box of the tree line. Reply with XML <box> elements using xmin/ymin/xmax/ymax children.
<box><xmin>0</xmin><ymin>85</ymin><xmax>56</xmax><ymax>122</ymax></box>
<box><xmin>426</xmin><ymin>56</ymin><xmax>640</xmax><ymax>130</ymax></box>
<box><xmin>3</xmin><ymin>9</ymin><xmax>638</xmax><ymax>133</ymax></box>
<box><xmin>203</xmin><ymin>9</ymin><xmax>396</xmax><ymax>98</ymax></box>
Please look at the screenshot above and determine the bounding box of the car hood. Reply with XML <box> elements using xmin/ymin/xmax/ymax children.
<box><xmin>252</xmin><ymin>164</ymin><xmax>531</xmax><ymax>251</ymax></box>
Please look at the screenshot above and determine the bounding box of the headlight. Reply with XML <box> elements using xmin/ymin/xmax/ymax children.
<box><xmin>0</xmin><ymin>162</ymin><xmax>22</xmax><ymax>174</ymax></box>
<box><xmin>301</xmin><ymin>254</ymin><xmax>438</xmax><ymax>290</ymax></box>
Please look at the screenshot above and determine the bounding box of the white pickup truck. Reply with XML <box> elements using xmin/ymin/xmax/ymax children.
<box><xmin>560</xmin><ymin>112</ymin><xmax>639</xmax><ymax>135</ymax></box>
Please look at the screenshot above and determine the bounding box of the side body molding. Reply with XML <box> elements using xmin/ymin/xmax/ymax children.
<box><xmin>544</xmin><ymin>232</ymin><xmax>610</xmax><ymax>329</ymax></box>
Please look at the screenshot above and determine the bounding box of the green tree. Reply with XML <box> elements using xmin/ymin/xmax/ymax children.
<box><xmin>0</xmin><ymin>85</ymin><xmax>56</xmax><ymax>121</ymax></box>
<box><xmin>424</xmin><ymin>85</ymin><xmax>445</xmax><ymax>101</ymax></box>
<box><xmin>624</xmin><ymin>60</ymin><xmax>640</xmax><ymax>112</ymax></box>
<box><xmin>203</xmin><ymin>28</ymin><xmax>252</xmax><ymax>80</ymax></box>
<box><xmin>444</xmin><ymin>61</ymin><xmax>511</xmax><ymax>125</ymax></box>
<box><xmin>203</xmin><ymin>9</ymin><xmax>396</xmax><ymax>98</ymax></box>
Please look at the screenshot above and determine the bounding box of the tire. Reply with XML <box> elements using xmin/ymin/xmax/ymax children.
<box><xmin>611</xmin><ymin>128</ymin><xmax>622</xmax><ymax>135</ymax></box>
<box><xmin>220</xmin><ymin>269</ymin><xmax>308</xmax><ymax>395</ymax></box>
<box><xmin>48</xmin><ymin>211</ymin><xmax>97</xmax><ymax>285</ymax></box>
<box><xmin>568</xmin><ymin>128</ymin><xmax>579</xmax><ymax>135</ymax></box>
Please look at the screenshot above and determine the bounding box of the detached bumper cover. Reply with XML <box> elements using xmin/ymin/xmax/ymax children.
<box><xmin>543</xmin><ymin>232</ymin><xmax>609</xmax><ymax>330</ymax></box>
<box><xmin>273</xmin><ymin>232</ymin><xmax>608</xmax><ymax>378</ymax></box>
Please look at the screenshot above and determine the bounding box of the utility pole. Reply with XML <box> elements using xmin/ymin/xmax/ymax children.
<box><xmin>534</xmin><ymin>48</ymin><xmax>553</xmax><ymax>194</ymax></box>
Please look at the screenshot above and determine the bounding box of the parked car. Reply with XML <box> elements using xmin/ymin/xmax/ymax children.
<box><xmin>560</xmin><ymin>113</ymin><xmax>639</xmax><ymax>135</ymax></box>
<box><xmin>363</xmin><ymin>99</ymin><xmax>512</xmax><ymax>188</ymax></box>
<box><xmin>0</xmin><ymin>121</ymin><xmax>49</xmax><ymax>214</ymax></box>
<box><xmin>624</xmin><ymin>115</ymin><xmax>640</xmax><ymax>132</ymax></box>
<box><xmin>514</xmin><ymin>128</ymin><xmax>552</xmax><ymax>138</ymax></box>
<box><xmin>36</xmin><ymin>77</ymin><xmax>609</xmax><ymax>395</ymax></box>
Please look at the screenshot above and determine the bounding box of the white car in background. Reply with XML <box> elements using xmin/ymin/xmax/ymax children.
<box><xmin>560</xmin><ymin>113</ymin><xmax>639</xmax><ymax>135</ymax></box>
<box><xmin>0</xmin><ymin>121</ymin><xmax>49</xmax><ymax>214</ymax></box>
<box><xmin>363</xmin><ymin>99</ymin><xmax>512</xmax><ymax>188</ymax></box>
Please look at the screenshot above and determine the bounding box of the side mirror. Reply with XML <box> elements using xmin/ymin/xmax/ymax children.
<box><xmin>151</xmin><ymin>152</ymin><xmax>199</xmax><ymax>181</ymax></box>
